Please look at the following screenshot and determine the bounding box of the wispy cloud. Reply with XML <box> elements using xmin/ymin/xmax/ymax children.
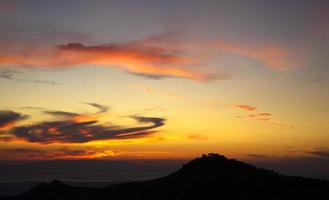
<box><xmin>84</xmin><ymin>102</ymin><xmax>110</xmax><ymax>113</ymax></box>
<box><xmin>0</xmin><ymin>69</ymin><xmax>59</xmax><ymax>85</ymax></box>
<box><xmin>240</xmin><ymin>113</ymin><xmax>272</xmax><ymax>121</ymax></box>
<box><xmin>236</xmin><ymin>104</ymin><xmax>257</xmax><ymax>111</ymax></box>
<box><xmin>129</xmin><ymin>84</ymin><xmax>183</xmax><ymax>100</ymax></box>
<box><xmin>1</xmin><ymin>104</ymin><xmax>166</xmax><ymax>144</ymax></box>
<box><xmin>214</xmin><ymin>40</ymin><xmax>303</xmax><ymax>71</ymax></box>
<box><xmin>0</xmin><ymin>110</ymin><xmax>29</xmax><ymax>130</ymax></box>
<box><xmin>235</xmin><ymin>104</ymin><xmax>293</xmax><ymax>128</ymax></box>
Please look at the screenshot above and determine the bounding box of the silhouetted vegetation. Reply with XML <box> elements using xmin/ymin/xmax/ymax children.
<box><xmin>2</xmin><ymin>153</ymin><xmax>329</xmax><ymax>200</ymax></box>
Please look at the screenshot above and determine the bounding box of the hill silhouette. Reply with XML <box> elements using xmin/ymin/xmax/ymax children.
<box><xmin>2</xmin><ymin>153</ymin><xmax>329</xmax><ymax>200</ymax></box>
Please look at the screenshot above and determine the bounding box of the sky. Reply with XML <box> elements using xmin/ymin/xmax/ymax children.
<box><xmin>0</xmin><ymin>0</ymin><xmax>329</xmax><ymax>179</ymax></box>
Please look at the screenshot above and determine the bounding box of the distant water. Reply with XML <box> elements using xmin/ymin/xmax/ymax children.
<box><xmin>0</xmin><ymin>180</ymin><xmax>122</xmax><ymax>198</ymax></box>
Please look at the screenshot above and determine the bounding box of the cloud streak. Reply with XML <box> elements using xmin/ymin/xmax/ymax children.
<box><xmin>130</xmin><ymin>84</ymin><xmax>183</xmax><ymax>100</ymax></box>
<box><xmin>0</xmin><ymin>147</ymin><xmax>111</xmax><ymax>160</ymax></box>
<box><xmin>0</xmin><ymin>69</ymin><xmax>59</xmax><ymax>85</ymax></box>
<box><xmin>235</xmin><ymin>104</ymin><xmax>293</xmax><ymax>128</ymax></box>
<box><xmin>215</xmin><ymin>41</ymin><xmax>303</xmax><ymax>71</ymax></box>
<box><xmin>85</xmin><ymin>102</ymin><xmax>109</xmax><ymax>113</ymax></box>
<box><xmin>236</xmin><ymin>104</ymin><xmax>257</xmax><ymax>111</ymax></box>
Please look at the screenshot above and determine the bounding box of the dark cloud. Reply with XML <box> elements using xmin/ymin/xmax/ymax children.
<box><xmin>128</xmin><ymin>72</ymin><xmax>167</xmax><ymax>80</ymax></box>
<box><xmin>9</xmin><ymin>116</ymin><xmax>165</xmax><ymax>144</ymax></box>
<box><xmin>0</xmin><ymin>148</ymin><xmax>46</xmax><ymax>154</ymax></box>
<box><xmin>29</xmin><ymin>148</ymin><xmax>100</xmax><ymax>159</ymax></box>
<box><xmin>20</xmin><ymin>106</ymin><xmax>43</xmax><ymax>110</ymax></box>
<box><xmin>44</xmin><ymin>103</ymin><xmax>109</xmax><ymax>118</ymax></box>
<box><xmin>132</xmin><ymin>116</ymin><xmax>165</xmax><ymax>127</ymax></box>
<box><xmin>0</xmin><ymin>69</ymin><xmax>20</xmax><ymax>79</ymax></box>
<box><xmin>85</xmin><ymin>103</ymin><xmax>109</xmax><ymax>113</ymax></box>
<box><xmin>54</xmin><ymin>149</ymin><xmax>95</xmax><ymax>156</ymax></box>
<box><xmin>44</xmin><ymin>111</ymin><xmax>78</xmax><ymax>118</ymax></box>
<box><xmin>257</xmin><ymin>113</ymin><xmax>272</xmax><ymax>116</ymax></box>
<box><xmin>0</xmin><ymin>69</ymin><xmax>60</xmax><ymax>85</ymax></box>
<box><xmin>1</xmin><ymin>104</ymin><xmax>165</xmax><ymax>144</ymax></box>
<box><xmin>0</xmin><ymin>110</ymin><xmax>28</xmax><ymax>129</ymax></box>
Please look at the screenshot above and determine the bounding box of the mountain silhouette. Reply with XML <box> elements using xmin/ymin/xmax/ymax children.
<box><xmin>2</xmin><ymin>153</ymin><xmax>329</xmax><ymax>200</ymax></box>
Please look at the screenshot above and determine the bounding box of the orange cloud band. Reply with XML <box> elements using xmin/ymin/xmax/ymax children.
<box><xmin>0</xmin><ymin>42</ymin><xmax>222</xmax><ymax>81</ymax></box>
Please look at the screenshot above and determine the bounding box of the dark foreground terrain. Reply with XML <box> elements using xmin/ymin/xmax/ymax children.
<box><xmin>2</xmin><ymin>153</ymin><xmax>329</xmax><ymax>200</ymax></box>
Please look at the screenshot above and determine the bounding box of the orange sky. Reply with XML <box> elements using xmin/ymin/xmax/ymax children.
<box><xmin>0</xmin><ymin>0</ymin><xmax>329</xmax><ymax>163</ymax></box>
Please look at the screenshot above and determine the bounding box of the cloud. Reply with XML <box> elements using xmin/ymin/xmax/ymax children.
<box><xmin>244</xmin><ymin>113</ymin><xmax>272</xmax><ymax>121</ymax></box>
<box><xmin>0</xmin><ymin>147</ymin><xmax>108</xmax><ymax>160</ymax></box>
<box><xmin>0</xmin><ymin>148</ymin><xmax>45</xmax><ymax>154</ymax></box>
<box><xmin>187</xmin><ymin>134</ymin><xmax>208</xmax><ymax>140</ymax></box>
<box><xmin>235</xmin><ymin>106</ymin><xmax>293</xmax><ymax>128</ymax></box>
<box><xmin>43</xmin><ymin>103</ymin><xmax>109</xmax><ymax>119</ymax></box>
<box><xmin>246</xmin><ymin>154</ymin><xmax>269</xmax><ymax>159</ymax></box>
<box><xmin>236</xmin><ymin>104</ymin><xmax>257</xmax><ymax>111</ymax></box>
<box><xmin>257</xmin><ymin>113</ymin><xmax>272</xmax><ymax>116</ymax></box>
<box><xmin>270</xmin><ymin>121</ymin><xmax>294</xmax><ymax>128</ymax></box>
<box><xmin>130</xmin><ymin>84</ymin><xmax>183</xmax><ymax>100</ymax></box>
<box><xmin>44</xmin><ymin>111</ymin><xmax>78</xmax><ymax>118</ymax></box>
<box><xmin>31</xmin><ymin>148</ymin><xmax>108</xmax><ymax>159</ymax></box>
<box><xmin>132</xmin><ymin>116</ymin><xmax>166</xmax><ymax>127</ymax></box>
<box><xmin>3</xmin><ymin>103</ymin><xmax>166</xmax><ymax>144</ymax></box>
<box><xmin>215</xmin><ymin>41</ymin><xmax>302</xmax><ymax>71</ymax></box>
<box><xmin>8</xmin><ymin>116</ymin><xmax>164</xmax><ymax>144</ymax></box>
<box><xmin>307</xmin><ymin>149</ymin><xmax>329</xmax><ymax>159</ymax></box>
<box><xmin>0</xmin><ymin>110</ymin><xmax>29</xmax><ymax>130</ymax></box>
<box><xmin>0</xmin><ymin>34</ymin><xmax>225</xmax><ymax>82</ymax></box>
<box><xmin>84</xmin><ymin>103</ymin><xmax>109</xmax><ymax>113</ymax></box>
<box><xmin>0</xmin><ymin>69</ymin><xmax>59</xmax><ymax>85</ymax></box>
<box><xmin>1</xmin><ymin>104</ymin><xmax>166</xmax><ymax>144</ymax></box>
<box><xmin>20</xmin><ymin>106</ymin><xmax>43</xmax><ymax>110</ymax></box>
<box><xmin>44</xmin><ymin>103</ymin><xmax>110</xmax><ymax>124</ymax></box>
<box><xmin>236</xmin><ymin>113</ymin><xmax>292</xmax><ymax>127</ymax></box>
<box><xmin>0</xmin><ymin>69</ymin><xmax>20</xmax><ymax>79</ymax></box>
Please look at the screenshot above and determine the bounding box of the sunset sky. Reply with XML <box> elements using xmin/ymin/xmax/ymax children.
<box><xmin>0</xmin><ymin>0</ymin><xmax>329</xmax><ymax>177</ymax></box>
